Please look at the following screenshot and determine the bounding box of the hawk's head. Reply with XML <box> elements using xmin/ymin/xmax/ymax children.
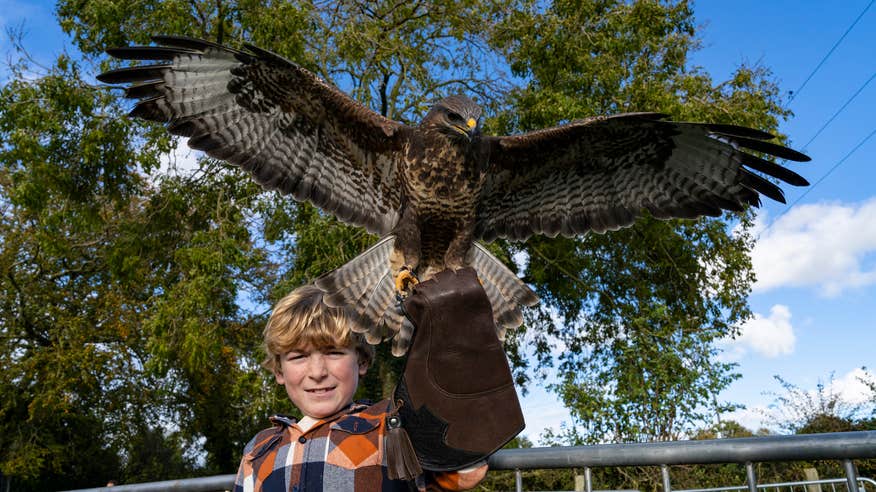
<box><xmin>421</xmin><ymin>95</ymin><xmax>482</xmax><ymax>142</ymax></box>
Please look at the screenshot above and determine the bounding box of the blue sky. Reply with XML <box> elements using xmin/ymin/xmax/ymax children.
<box><xmin>687</xmin><ymin>0</ymin><xmax>876</xmax><ymax>433</ymax></box>
<box><xmin>524</xmin><ymin>1</ymin><xmax>876</xmax><ymax>440</ymax></box>
<box><xmin>2</xmin><ymin>1</ymin><xmax>874</xmax><ymax>441</ymax></box>
<box><xmin>524</xmin><ymin>0</ymin><xmax>876</xmax><ymax>441</ymax></box>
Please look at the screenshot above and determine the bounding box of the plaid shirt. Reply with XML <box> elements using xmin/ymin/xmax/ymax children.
<box><xmin>234</xmin><ymin>399</ymin><xmax>486</xmax><ymax>491</ymax></box>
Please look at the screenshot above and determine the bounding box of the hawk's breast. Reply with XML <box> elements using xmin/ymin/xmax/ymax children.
<box><xmin>403</xmin><ymin>137</ymin><xmax>484</xmax><ymax>216</ymax></box>
<box><xmin>402</xmin><ymin>136</ymin><xmax>485</xmax><ymax>264</ymax></box>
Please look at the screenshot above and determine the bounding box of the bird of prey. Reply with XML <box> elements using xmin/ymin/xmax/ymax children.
<box><xmin>98</xmin><ymin>36</ymin><xmax>810</xmax><ymax>356</ymax></box>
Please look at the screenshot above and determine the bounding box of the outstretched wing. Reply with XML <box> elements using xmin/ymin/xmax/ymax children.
<box><xmin>475</xmin><ymin>113</ymin><xmax>810</xmax><ymax>242</ymax></box>
<box><xmin>98</xmin><ymin>36</ymin><xmax>408</xmax><ymax>235</ymax></box>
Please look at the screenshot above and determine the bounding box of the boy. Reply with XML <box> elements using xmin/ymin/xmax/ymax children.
<box><xmin>234</xmin><ymin>284</ymin><xmax>487</xmax><ymax>491</ymax></box>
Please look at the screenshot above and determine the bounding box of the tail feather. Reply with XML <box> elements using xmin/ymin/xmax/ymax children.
<box><xmin>351</xmin><ymin>271</ymin><xmax>395</xmax><ymax>336</ymax></box>
<box><xmin>316</xmin><ymin>236</ymin><xmax>396</xmax><ymax>336</ymax></box>
<box><xmin>323</xmin><ymin>269</ymin><xmax>375</xmax><ymax>308</ymax></box>
<box><xmin>468</xmin><ymin>243</ymin><xmax>539</xmax><ymax>306</ymax></box>
<box><xmin>315</xmin><ymin>236</ymin><xmax>395</xmax><ymax>306</ymax></box>
<box><xmin>479</xmin><ymin>278</ymin><xmax>522</xmax><ymax>341</ymax></box>
<box><xmin>316</xmin><ymin>237</ymin><xmax>540</xmax><ymax>357</ymax></box>
<box><xmin>364</xmin><ymin>325</ymin><xmax>386</xmax><ymax>345</ymax></box>
<box><xmin>467</xmin><ymin>243</ymin><xmax>539</xmax><ymax>340</ymax></box>
<box><xmin>392</xmin><ymin>314</ymin><xmax>417</xmax><ymax>357</ymax></box>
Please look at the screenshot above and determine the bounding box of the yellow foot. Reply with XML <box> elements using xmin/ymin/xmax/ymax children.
<box><xmin>394</xmin><ymin>267</ymin><xmax>419</xmax><ymax>295</ymax></box>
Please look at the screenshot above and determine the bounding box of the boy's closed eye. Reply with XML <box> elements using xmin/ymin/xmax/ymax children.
<box><xmin>284</xmin><ymin>347</ymin><xmax>349</xmax><ymax>360</ymax></box>
<box><xmin>285</xmin><ymin>351</ymin><xmax>308</xmax><ymax>361</ymax></box>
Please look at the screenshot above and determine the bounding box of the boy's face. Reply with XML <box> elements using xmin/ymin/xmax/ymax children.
<box><xmin>275</xmin><ymin>343</ymin><xmax>368</xmax><ymax>419</ymax></box>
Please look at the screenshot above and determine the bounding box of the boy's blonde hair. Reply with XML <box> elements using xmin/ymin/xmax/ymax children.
<box><xmin>262</xmin><ymin>284</ymin><xmax>375</xmax><ymax>374</ymax></box>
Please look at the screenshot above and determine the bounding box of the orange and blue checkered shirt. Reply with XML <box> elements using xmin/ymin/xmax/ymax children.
<box><xmin>233</xmin><ymin>399</ymin><xmax>487</xmax><ymax>491</ymax></box>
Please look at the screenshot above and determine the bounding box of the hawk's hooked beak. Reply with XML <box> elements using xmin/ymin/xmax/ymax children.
<box><xmin>452</xmin><ymin>118</ymin><xmax>479</xmax><ymax>140</ymax></box>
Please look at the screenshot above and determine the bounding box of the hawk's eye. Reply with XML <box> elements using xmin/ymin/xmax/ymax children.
<box><xmin>447</xmin><ymin>111</ymin><xmax>463</xmax><ymax>122</ymax></box>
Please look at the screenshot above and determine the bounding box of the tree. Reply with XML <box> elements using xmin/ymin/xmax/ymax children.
<box><xmin>0</xmin><ymin>44</ymin><xmax>274</xmax><ymax>485</ymax></box>
<box><xmin>765</xmin><ymin>373</ymin><xmax>875</xmax><ymax>434</ymax></box>
<box><xmin>754</xmin><ymin>373</ymin><xmax>876</xmax><ymax>483</ymax></box>
<box><xmin>0</xmin><ymin>52</ymin><xmax>169</xmax><ymax>488</ymax></box>
<box><xmin>489</xmin><ymin>0</ymin><xmax>789</xmax><ymax>444</ymax></box>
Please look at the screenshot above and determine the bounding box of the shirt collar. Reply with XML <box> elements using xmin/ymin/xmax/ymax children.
<box><xmin>269</xmin><ymin>401</ymin><xmax>369</xmax><ymax>432</ymax></box>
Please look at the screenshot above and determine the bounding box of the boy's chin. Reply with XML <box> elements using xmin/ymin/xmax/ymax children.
<box><xmin>304</xmin><ymin>406</ymin><xmax>344</xmax><ymax>419</ymax></box>
<box><xmin>299</xmin><ymin>397</ymin><xmax>353</xmax><ymax>419</ymax></box>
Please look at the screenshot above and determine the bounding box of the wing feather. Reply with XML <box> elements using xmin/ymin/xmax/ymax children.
<box><xmin>476</xmin><ymin>115</ymin><xmax>809</xmax><ymax>241</ymax></box>
<box><xmin>99</xmin><ymin>35</ymin><xmax>406</xmax><ymax>235</ymax></box>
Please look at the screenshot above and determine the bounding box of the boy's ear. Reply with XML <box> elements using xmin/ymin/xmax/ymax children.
<box><xmin>274</xmin><ymin>369</ymin><xmax>286</xmax><ymax>385</ymax></box>
<box><xmin>358</xmin><ymin>359</ymin><xmax>369</xmax><ymax>377</ymax></box>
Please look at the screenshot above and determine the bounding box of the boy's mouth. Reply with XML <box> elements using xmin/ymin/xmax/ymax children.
<box><xmin>306</xmin><ymin>386</ymin><xmax>336</xmax><ymax>394</ymax></box>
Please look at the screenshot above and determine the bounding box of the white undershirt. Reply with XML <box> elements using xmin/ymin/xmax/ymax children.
<box><xmin>297</xmin><ymin>415</ymin><xmax>318</xmax><ymax>433</ymax></box>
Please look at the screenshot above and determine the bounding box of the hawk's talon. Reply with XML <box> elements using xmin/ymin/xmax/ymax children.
<box><xmin>395</xmin><ymin>267</ymin><xmax>419</xmax><ymax>296</ymax></box>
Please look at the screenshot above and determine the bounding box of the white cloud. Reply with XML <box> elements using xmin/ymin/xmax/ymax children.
<box><xmin>721</xmin><ymin>304</ymin><xmax>795</xmax><ymax>360</ymax></box>
<box><xmin>158</xmin><ymin>139</ymin><xmax>203</xmax><ymax>176</ymax></box>
<box><xmin>724</xmin><ymin>367</ymin><xmax>875</xmax><ymax>433</ymax></box>
<box><xmin>750</xmin><ymin>199</ymin><xmax>876</xmax><ymax>296</ymax></box>
<box><xmin>829</xmin><ymin>367</ymin><xmax>874</xmax><ymax>406</ymax></box>
<box><xmin>722</xmin><ymin>405</ymin><xmax>776</xmax><ymax>433</ymax></box>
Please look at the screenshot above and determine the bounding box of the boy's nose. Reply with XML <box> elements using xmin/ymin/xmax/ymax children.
<box><xmin>307</xmin><ymin>354</ymin><xmax>329</xmax><ymax>378</ymax></box>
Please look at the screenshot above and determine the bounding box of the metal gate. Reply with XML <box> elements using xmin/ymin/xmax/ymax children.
<box><xmin>61</xmin><ymin>430</ymin><xmax>876</xmax><ymax>492</ymax></box>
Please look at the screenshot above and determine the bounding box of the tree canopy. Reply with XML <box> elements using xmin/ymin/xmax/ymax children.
<box><xmin>1</xmin><ymin>0</ymin><xmax>809</xmax><ymax>488</ymax></box>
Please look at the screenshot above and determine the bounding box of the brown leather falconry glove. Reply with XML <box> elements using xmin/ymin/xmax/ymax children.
<box><xmin>386</xmin><ymin>268</ymin><xmax>525</xmax><ymax>479</ymax></box>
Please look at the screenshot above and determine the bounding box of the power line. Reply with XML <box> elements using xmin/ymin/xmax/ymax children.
<box><xmin>758</xmin><ymin>126</ymin><xmax>876</xmax><ymax>239</ymax></box>
<box><xmin>797</xmin><ymin>126</ymin><xmax>876</xmax><ymax>203</ymax></box>
<box><xmin>759</xmin><ymin>2</ymin><xmax>876</xmax><ymax>237</ymax></box>
<box><xmin>788</xmin><ymin>0</ymin><xmax>874</xmax><ymax>103</ymax></box>
<box><xmin>802</xmin><ymin>70</ymin><xmax>876</xmax><ymax>150</ymax></box>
